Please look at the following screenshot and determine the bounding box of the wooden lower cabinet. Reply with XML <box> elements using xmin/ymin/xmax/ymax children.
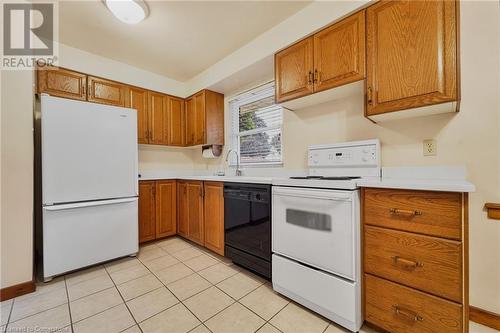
<box><xmin>138</xmin><ymin>180</ymin><xmax>176</xmax><ymax>243</ymax></box>
<box><xmin>140</xmin><ymin>180</ymin><xmax>224</xmax><ymax>254</ymax></box>
<box><xmin>203</xmin><ymin>182</ymin><xmax>224</xmax><ymax>255</ymax></box>
<box><xmin>186</xmin><ymin>181</ymin><xmax>204</xmax><ymax>245</ymax></box>
<box><xmin>362</xmin><ymin>188</ymin><xmax>468</xmax><ymax>333</ymax></box>
<box><xmin>176</xmin><ymin>180</ymin><xmax>224</xmax><ymax>254</ymax></box>
<box><xmin>155</xmin><ymin>181</ymin><xmax>177</xmax><ymax>238</ymax></box>
<box><xmin>138</xmin><ymin>181</ymin><xmax>156</xmax><ymax>243</ymax></box>
<box><xmin>177</xmin><ymin>181</ymin><xmax>189</xmax><ymax>238</ymax></box>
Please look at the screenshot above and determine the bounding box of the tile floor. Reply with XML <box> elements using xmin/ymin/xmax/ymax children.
<box><xmin>0</xmin><ymin>236</ymin><xmax>496</xmax><ymax>333</ymax></box>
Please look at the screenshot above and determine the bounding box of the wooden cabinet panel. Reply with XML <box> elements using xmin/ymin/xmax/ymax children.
<box><xmin>204</xmin><ymin>91</ymin><xmax>224</xmax><ymax>145</ymax></box>
<box><xmin>127</xmin><ymin>87</ymin><xmax>149</xmax><ymax>144</ymax></box>
<box><xmin>193</xmin><ymin>92</ymin><xmax>206</xmax><ymax>145</ymax></box>
<box><xmin>177</xmin><ymin>181</ymin><xmax>189</xmax><ymax>238</ymax></box>
<box><xmin>156</xmin><ymin>180</ymin><xmax>177</xmax><ymax>238</ymax></box>
<box><xmin>313</xmin><ymin>11</ymin><xmax>365</xmax><ymax>93</ymax></box>
<box><xmin>149</xmin><ymin>92</ymin><xmax>169</xmax><ymax>145</ymax></box>
<box><xmin>365</xmin><ymin>274</ymin><xmax>463</xmax><ymax>333</ymax></box>
<box><xmin>37</xmin><ymin>67</ymin><xmax>87</xmax><ymax>100</ymax></box>
<box><xmin>187</xmin><ymin>181</ymin><xmax>204</xmax><ymax>245</ymax></box>
<box><xmin>275</xmin><ymin>37</ymin><xmax>314</xmax><ymax>103</ymax></box>
<box><xmin>366</xmin><ymin>0</ymin><xmax>458</xmax><ymax>116</ymax></box>
<box><xmin>365</xmin><ymin>226</ymin><xmax>462</xmax><ymax>302</ymax></box>
<box><xmin>139</xmin><ymin>181</ymin><xmax>156</xmax><ymax>243</ymax></box>
<box><xmin>87</xmin><ymin>76</ymin><xmax>127</xmax><ymax>106</ymax></box>
<box><xmin>363</xmin><ymin>188</ymin><xmax>462</xmax><ymax>240</ymax></box>
<box><xmin>168</xmin><ymin>96</ymin><xmax>185</xmax><ymax>146</ymax></box>
<box><xmin>185</xmin><ymin>97</ymin><xmax>195</xmax><ymax>146</ymax></box>
<box><xmin>203</xmin><ymin>182</ymin><xmax>224</xmax><ymax>256</ymax></box>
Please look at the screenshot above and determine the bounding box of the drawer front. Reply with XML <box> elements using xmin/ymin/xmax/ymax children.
<box><xmin>363</xmin><ymin>188</ymin><xmax>462</xmax><ymax>240</ymax></box>
<box><xmin>364</xmin><ymin>226</ymin><xmax>462</xmax><ymax>302</ymax></box>
<box><xmin>365</xmin><ymin>274</ymin><xmax>463</xmax><ymax>333</ymax></box>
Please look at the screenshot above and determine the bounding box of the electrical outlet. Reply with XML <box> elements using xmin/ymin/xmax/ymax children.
<box><xmin>423</xmin><ymin>139</ymin><xmax>437</xmax><ymax>156</ymax></box>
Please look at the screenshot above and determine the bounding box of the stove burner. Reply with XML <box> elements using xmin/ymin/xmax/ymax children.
<box><xmin>289</xmin><ymin>176</ymin><xmax>361</xmax><ymax>180</ymax></box>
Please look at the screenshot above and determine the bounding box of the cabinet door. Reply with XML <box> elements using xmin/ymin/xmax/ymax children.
<box><xmin>87</xmin><ymin>76</ymin><xmax>127</xmax><ymax>106</ymax></box>
<box><xmin>366</xmin><ymin>0</ymin><xmax>458</xmax><ymax>116</ymax></box>
<box><xmin>156</xmin><ymin>180</ymin><xmax>177</xmax><ymax>239</ymax></box>
<box><xmin>194</xmin><ymin>92</ymin><xmax>206</xmax><ymax>145</ymax></box>
<box><xmin>203</xmin><ymin>182</ymin><xmax>224</xmax><ymax>256</ymax></box>
<box><xmin>149</xmin><ymin>92</ymin><xmax>169</xmax><ymax>145</ymax></box>
<box><xmin>168</xmin><ymin>96</ymin><xmax>185</xmax><ymax>146</ymax></box>
<box><xmin>313</xmin><ymin>11</ymin><xmax>366</xmax><ymax>93</ymax></box>
<box><xmin>187</xmin><ymin>181</ymin><xmax>204</xmax><ymax>245</ymax></box>
<box><xmin>177</xmin><ymin>181</ymin><xmax>189</xmax><ymax>238</ymax></box>
<box><xmin>185</xmin><ymin>97</ymin><xmax>195</xmax><ymax>146</ymax></box>
<box><xmin>127</xmin><ymin>87</ymin><xmax>149</xmax><ymax>144</ymax></box>
<box><xmin>139</xmin><ymin>181</ymin><xmax>156</xmax><ymax>243</ymax></box>
<box><xmin>37</xmin><ymin>67</ymin><xmax>87</xmax><ymax>101</ymax></box>
<box><xmin>275</xmin><ymin>37</ymin><xmax>314</xmax><ymax>103</ymax></box>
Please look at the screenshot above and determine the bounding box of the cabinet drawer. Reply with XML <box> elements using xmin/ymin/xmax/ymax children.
<box><xmin>365</xmin><ymin>274</ymin><xmax>463</xmax><ymax>333</ymax></box>
<box><xmin>363</xmin><ymin>188</ymin><xmax>462</xmax><ymax>240</ymax></box>
<box><xmin>364</xmin><ymin>226</ymin><xmax>462</xmax><ymax>302</ymax></box>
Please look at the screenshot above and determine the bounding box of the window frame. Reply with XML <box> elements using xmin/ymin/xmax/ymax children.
<box><xmin>229</xmin><ymin>81</ymin><xmax>283</xmax><ymax>167</ymax></box>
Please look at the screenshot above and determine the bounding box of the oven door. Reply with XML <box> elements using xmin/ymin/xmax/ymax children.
<box><xmin>272</xmin><ymin>186</ymin><xmax>359</xmax><ymax>280</ymax></box>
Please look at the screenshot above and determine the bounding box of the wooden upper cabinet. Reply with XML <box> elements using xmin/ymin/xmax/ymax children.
<box><xmin>193</xmin><ymin>92</ymin><xmax>206</xmax><ymax>145</ymax></box>
<box><xmin>275</xmin><ymin>37</ymin><xmax>314</xmax><ymax>103</ymax></box>
<box><xmin>155</xmin><ymin>180</ymin><xmax>177</xmax><ymax>238</ymax></box>
<box><xmin>313</xmin><ymin>10</ymin><xmax>366</xmax><ymax>93</ymax></box>
<box><xmin>203</xmin><ymin>182</ymin><xmax>224</xmax><ymax>256</ymax></box>
<box><xmin>87</xmin><ymin>76</ymin><xmax>127</xmax><ymax>107</ymax></box>
<box><xmin>187</xmin><ymin>181</ymin><xmax>204</xmax><ymax>245</ymax></box>
<box><xmin>185</xmin><ymin>97</ymin><xmax>195</xmax><ymax>146</ymax></box>
<box><xmin>168</xmin><ymin>96</ymin><xmax>185</xmax><ymax>146</ymax></box>
<box><xmin>177</xmin><ymin>181</ymin><xmax>189</xmax><ymax>238</ymax></box>
<box><xmin>148</xmin><ymin>92</ymin><xmax>169</xmax><ymax>145</ymax></box>
<box><xmin>127</xmin><ymin>87</ymin><xmax>149</xmax><ymax>144</ymax></box>
<box><xmin>37</xmin><ymin>66</ymin><xmax>87</xmax><ymax>100</ymax></box>
<box><xmin>204</xmin><ymin>90</ymin><xmax>224</xmax><ymax>146</ymax></box>
<box><xmin>139</xmin><ymin>181</ymin><xmax>156</xmax><ymax>243</ymax></box>
<box><xmin>185</xmin><ymin>90</ymin><xmax>224</xmax><ymax>147</ymax></box>
<box><xmin>366</xmin><ymin>0</ymin><xmax>459</xmax><ymax>116</ymax></box>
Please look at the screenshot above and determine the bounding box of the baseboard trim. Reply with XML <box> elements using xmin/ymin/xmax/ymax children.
<box><xmin>470</xmin><ymin>306</ymin><xmax>500</xmax><ymax>331</ymax></box>
<box><xmin>0</xmin><ymin>280</ymin><xmax>35</xmax><ymax>301</ymax></box>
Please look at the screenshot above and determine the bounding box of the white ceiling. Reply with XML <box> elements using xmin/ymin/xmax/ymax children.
<box><xmin>58</xmin><ymin>1</ymin><xmax>310</xmax><ymax>81</ymax></box>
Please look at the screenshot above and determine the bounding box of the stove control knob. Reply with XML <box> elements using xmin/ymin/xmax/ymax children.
<box><xmin>362</xmin><ymin>156</ymin><xmax>369</xmax><ymax>162</ymax></box>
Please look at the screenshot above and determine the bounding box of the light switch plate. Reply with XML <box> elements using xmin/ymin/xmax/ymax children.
<box><xmin>423</xmin><ymin>139</ymin><xmax>437</xmax><ymax>156</ymax></box>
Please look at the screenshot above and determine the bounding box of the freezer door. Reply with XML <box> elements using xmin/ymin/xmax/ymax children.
<box><xmin>43</xmin><ymin>198</ymin><xmax>138</xmax><ymax>278</ymax></box>
<box><xmin>41</xmin><ymin>95</ymin><xmax>138</xmax><ymax>204</ymax></box>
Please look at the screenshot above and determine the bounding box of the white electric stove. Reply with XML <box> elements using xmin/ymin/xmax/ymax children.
<box><xmin>271</xmin><ymin>139</ymin><xmax>380</xmax><ymax>332</ymax></box>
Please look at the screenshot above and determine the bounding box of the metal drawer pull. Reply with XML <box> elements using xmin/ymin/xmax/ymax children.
<box><xmin>389</xmin><ymin>208</ymin><xmax>422</xmax><ymax>216</ymax></box>
<box><xmin>392</xmin><ymin>305</ymin><xmax>423</xmax><ymax>322</ymax></box>
<box><xmin>392</xmin><ymin>256</ymin><xmax>423</xmax><ymax>269</ymax></box>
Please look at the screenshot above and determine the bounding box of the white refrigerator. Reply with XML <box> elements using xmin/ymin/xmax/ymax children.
<box><xmin>39</xmin><ymin>94</ymin><xmax>139</xmax><ymax>281</ymax></box>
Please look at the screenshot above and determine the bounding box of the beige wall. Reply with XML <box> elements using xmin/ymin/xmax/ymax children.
<box><xmin>0</xmin><ymin>70</ymin><xmax>34</xmax><ymax>288</ymax></box>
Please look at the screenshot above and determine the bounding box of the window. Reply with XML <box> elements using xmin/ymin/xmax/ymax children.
<box><xmin>229</xmin><ymin>82</ymin><xmax>283</xmax><ymax>166</ymax></box>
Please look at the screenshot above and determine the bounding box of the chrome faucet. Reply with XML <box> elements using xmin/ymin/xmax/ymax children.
<box><xmin>225</xmin><ymin>149</ymin><xmax>242</xmax><ymax>176</ymax></box>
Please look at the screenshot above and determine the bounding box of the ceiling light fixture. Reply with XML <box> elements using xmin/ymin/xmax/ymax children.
<box><xmin>104</xmin><ymin>0</ymin><xmax>149</xmax><ymax>25</ymax></box>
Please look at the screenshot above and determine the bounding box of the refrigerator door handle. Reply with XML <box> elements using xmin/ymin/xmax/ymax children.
<box><xmin>44</xmin><ymin>197</ymin><xmax>138</xmax><ymax>211</ymax></box>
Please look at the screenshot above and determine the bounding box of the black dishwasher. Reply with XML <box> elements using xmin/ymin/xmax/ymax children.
<box><xmin>224</xmin><ymin>183</ymin><xmax>271</xmax><ymax>279</ymax></box>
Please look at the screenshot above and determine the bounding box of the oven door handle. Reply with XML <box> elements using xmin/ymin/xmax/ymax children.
<box><xmin>272</xmin><ymin>189</ymin><xmax>352</xmax><ymax>201</ymax></box>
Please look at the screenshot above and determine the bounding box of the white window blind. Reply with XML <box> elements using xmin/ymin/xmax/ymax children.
<box><xmin>229</xmin><ymin>82</ymin><xmax>283</xmax><ymax>166</ymax></box>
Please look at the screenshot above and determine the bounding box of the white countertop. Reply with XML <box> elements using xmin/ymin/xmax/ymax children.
<box><xmin>357</xmin><ymin>166</ymin><xmax>475</xmax><ymax>192</ymax></box>
<box><xmin>139</xmin><ymin>166</ymin><xmax>475</xmax><ymax>192</ymax></box>
<box><xmin>139</xmin><ymin>172</ymin><xmax>273</xmax><ymax>184</ymax></box>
